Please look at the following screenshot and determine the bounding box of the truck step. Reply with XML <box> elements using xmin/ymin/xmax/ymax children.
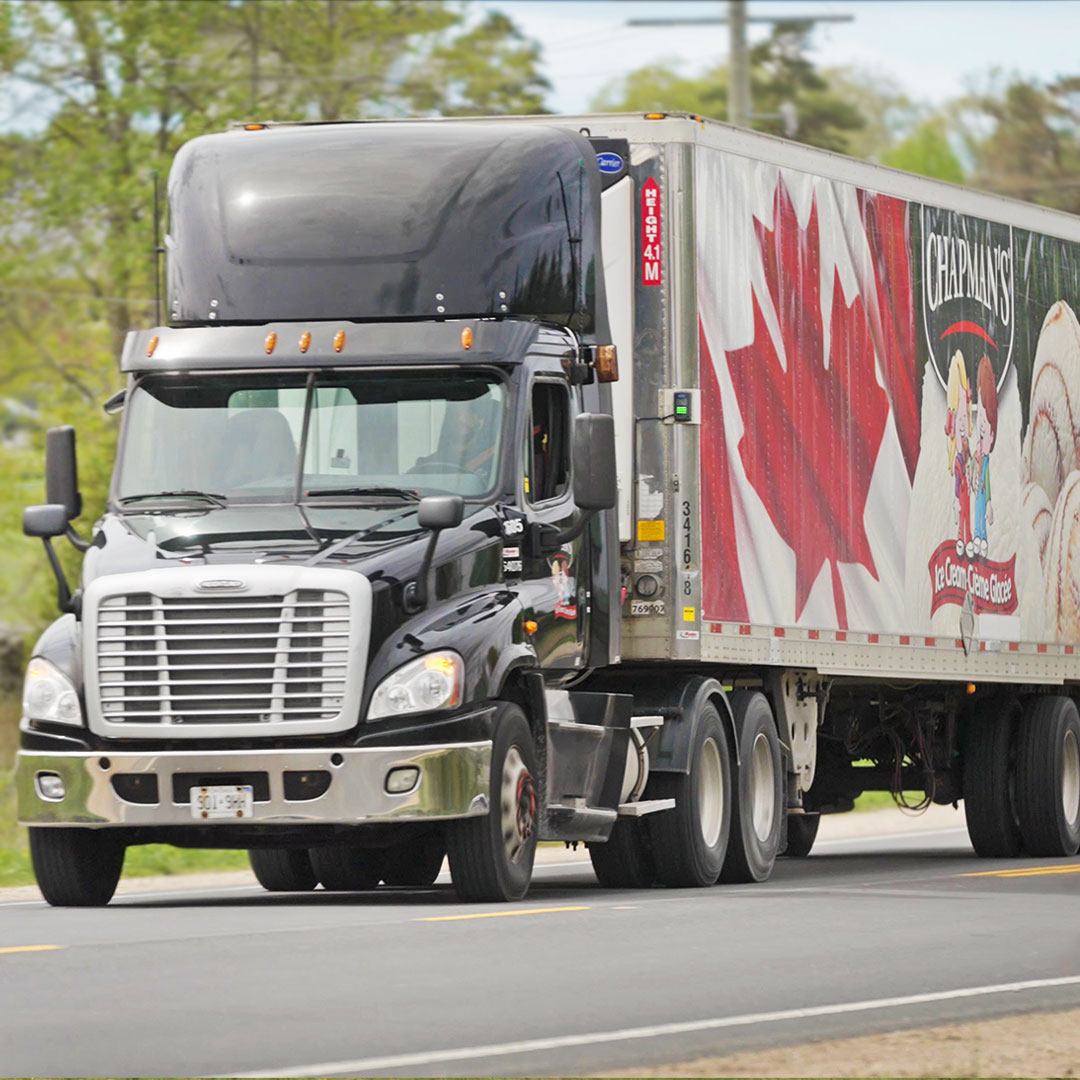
<box><xmin>617</xmin><ymin>798</ymin><xmax>676</xmax><ymax>817</ymax></box>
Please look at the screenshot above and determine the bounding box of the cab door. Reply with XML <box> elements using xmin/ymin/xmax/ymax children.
<box><xmin>518</xmin><ymin>376</ymin><xmax>588</xmax><ymax>671</ymax></box>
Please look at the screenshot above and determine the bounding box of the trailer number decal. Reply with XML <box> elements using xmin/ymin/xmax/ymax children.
<box><xmin>642</xmin><ymin>177</ymin><xmax>662</xmax><ymax>286</ymax></box>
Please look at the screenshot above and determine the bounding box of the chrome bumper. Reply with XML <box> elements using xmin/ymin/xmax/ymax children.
<box><xmin>16</xmin><ymin>742</ymin><xmax>492</xmax><ymax>828</ymax></box>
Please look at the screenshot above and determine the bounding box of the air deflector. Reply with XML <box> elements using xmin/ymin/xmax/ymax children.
<box><xmin>166</xmin><ymin>121</ymin><xmax>610</xmax><ymax>342</ymax></box>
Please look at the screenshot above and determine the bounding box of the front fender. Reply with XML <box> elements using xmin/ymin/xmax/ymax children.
<box><xmin>28</xmin><ymin>614</ymin><xmax>81</xmax><ymax>691</ymax></box>
<box><xmin>362</xmin><ymin>587</ymin><xmax>535</xmax><ymax>717</ymax></box>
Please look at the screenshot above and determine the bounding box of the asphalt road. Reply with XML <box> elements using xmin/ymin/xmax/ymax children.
<box><xmin>2</xmin><ymin>826</ymin><xmax>1079</xmax><ymax>1078</ymax></box>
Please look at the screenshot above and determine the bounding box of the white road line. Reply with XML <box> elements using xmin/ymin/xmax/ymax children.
<box><xmin>813</xmin><ymin>827</ymin><xmax>970</xmax><ymax>847</ymax></box>
<box><xmin>228</xmin><ymin>974</ymin><xmax>1080</xmax><ymax>1078</ymax></box>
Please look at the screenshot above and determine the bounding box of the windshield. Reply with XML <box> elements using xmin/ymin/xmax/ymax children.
<box><xmin>115</xmin><ymin>370</ymin><xmax>506</xmax><ymax>506</ymax></box>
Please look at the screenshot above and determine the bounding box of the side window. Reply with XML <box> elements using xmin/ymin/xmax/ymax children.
<box><xmin>527</xmin><ymin>382</ymin><xmax>571</xmax><ymax>503</ymax></box>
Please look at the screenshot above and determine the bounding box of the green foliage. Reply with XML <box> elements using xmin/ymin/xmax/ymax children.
<box><xmin>961</xmin><ymin>74</ymin><xmax>1080</xmax><ymax>212</ymax></box>
<box><xmin>0</xmin><ymin>0</ymin><xmax>547</xmax><ymax>641</ymax></box>
<box><xmin>882</xmin><ymin>118</ymin><xmax>966</xmax><ymax>183</ymax></box>
<box><xmin>591</xmin><ymin>21</ymin><xmax>866</xmax><ymax>155</ymax></box>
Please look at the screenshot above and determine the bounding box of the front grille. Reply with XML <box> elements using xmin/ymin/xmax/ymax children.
<box><xmin>95</xmin><ymin>589</ymin><xmax>350</xmax><ymax>727</ymax></box>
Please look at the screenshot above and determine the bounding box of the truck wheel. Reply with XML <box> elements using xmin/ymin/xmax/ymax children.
<box><xmin>782</xmin><ymin>813</ymin><xmax>820</xmax><ymax>857</ymax></box>
<box><xmin>381</xmin><ymin>833</ymin><xmax>446</xmax><ymax>887</ymax></box>
<box><xmin>446</xmin><ymin>703</ymin><xmax>537</xmax><ymax>902</ymax></box>
<box><xmin>309</xmin><ymin>843</ymin><xmax>384</xmax><ymax>891</ymax></box>
<box><xmin>647</xmin><ymin>703</ymin><xmax>731</xmax><ymax>887</ymax></box>
<box><xmin>721</xmin><ymin>691</ymin><xmax>783</xmax><ymax>883</ymax></box>
<box><xmin>1015</xmin><ymin>696</ymin><xmax>1080</xmax><ymax>856</ymax></box>
<box><xmin>29</xmin><ymin>827</ymin><xmax>125</xmax><ymax>907</ymax></box>
<box><xmin>588</xmin><ymin>818</ymin><xmax>655</xmax><ymax>888</ymax></box>
<box><xmin>248</xmin><ymin>847</ymin><xmax>318</xmax><ymax>892</ymax></box>
<box><xmin>963</xmin><ymin>696</ymin><xmax>1022</xmax><ymax>857</ymax></box>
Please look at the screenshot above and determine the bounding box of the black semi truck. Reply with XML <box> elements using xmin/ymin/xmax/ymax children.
<box><xmin>17</xmin><ymin>115</ymin><xmax>1080</xmax><ymax>905</ymax></box>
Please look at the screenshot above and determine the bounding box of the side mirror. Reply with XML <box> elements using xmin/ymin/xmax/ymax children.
<box><xmin>572</xmin><ymin>413</ymin><xmax>616</xmax><ymax>511</ymax></box>
<box><xmin>406</xmin><ymin>496</ymin><xmax>466</xmax><ymax>613</ymax></box>
<box><xmin>417</xmin><ymin>495</ymin><xmax>465</xmax><ymax>531</ymax></box>
<box><xmin>23</xmin><ymin>504</ymin><xmax>70</xmax><ymax>539</ymax></box>
<box><xmin>46</xmin><ymin>426</ymin><xmax>81</xmax><ymax>522</ymax></box>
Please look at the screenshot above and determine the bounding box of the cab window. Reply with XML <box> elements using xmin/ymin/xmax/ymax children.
<box><xmin>527</xmin><ymin>382</ymin><xmax>570</xmax><ymax>503</ymax></box>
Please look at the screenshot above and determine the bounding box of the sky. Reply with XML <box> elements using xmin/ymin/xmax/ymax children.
<box><xmin>487</xmin><ymin>0</ymin><xmax>1080</xmax><ymax>116</ymax></box>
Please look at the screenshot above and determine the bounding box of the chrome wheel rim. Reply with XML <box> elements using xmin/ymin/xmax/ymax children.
<box><xmin>697</xmin><ymin>736</ymin><xmax>724</xmax><ymax>848</ymax></box>
<box><xmin>750</xmin><ymin>731</ymin><xmax>776</xmax><ymax>842</ymax></box>
<box><xmin>1063</xmin><ymin>729</ymin><xmax>1080</xmax><ymax>829</ymax></box>
<box><xmin>501</xmin><ymin>746</ymin><xmax>535</xmax><ymax>865</ymax></box>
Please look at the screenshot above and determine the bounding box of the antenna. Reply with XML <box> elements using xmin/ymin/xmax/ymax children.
<box><xmin>152</xmin><ymin>169</ymin><xmax>163</xmax><ymax>326</ymax></box>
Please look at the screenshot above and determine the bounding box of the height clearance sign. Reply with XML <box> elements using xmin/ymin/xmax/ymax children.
<box><xmin>642</xmin><ymin>178</ymin><xmax>662</xmax><ymax>285</ymax></box>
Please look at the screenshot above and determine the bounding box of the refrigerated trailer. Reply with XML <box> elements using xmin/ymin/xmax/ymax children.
<box><xmin>16</xmin><ymin>113</ymin><xmax>1080</xmax><ymax>906</ymax></box>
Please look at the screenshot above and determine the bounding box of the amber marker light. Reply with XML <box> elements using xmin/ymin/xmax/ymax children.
<box><xmin>264</xmin><ymin>332</ymin><xmax>277</xmax><ymax>355</ymax></box>
<box><xmin>333</xmin><ymin>330</ymin><xmax>346</xmax><ymax>353</ymax></box>
<box><xmin>461</xmin><ymin>326</ymin><xmax>473</xmax><ymax>351</ymax></box>
<box><xmin>524</xmin><ymin>620</ymin><xmax>538</xmax><ymax>635</ymax></box>
<box><xmin>595</xmin><ymin>344</ymin><xmax>619</xmax><ymax>383</ymax></box>
<box><xmin>967</xmin><ymin>683</ymin><xmax>977</xmax><ymax>695</ymax></box>
<box><xmin>244</xmin><ymin>123</ymin><xmax>266</xmax><ymax>131</ymax></box>
<box><xmin>298</xmin><ymin>331</ymin><xmax>311</xmax><ymax>354</ymax></box>
<box><xmin>146</xmin><ymin>335</ymin><xmax>159</xmax><ymax>358</ymax></box>
<box><xmin>645</xmin><ymin>113</ymin><xmax>666</xmax><ymax>120</ymax></box>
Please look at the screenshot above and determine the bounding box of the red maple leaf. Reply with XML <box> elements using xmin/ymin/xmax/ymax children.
<box><xmin>725</xmin><ymin>179</ymin><xmax>889</xmax><ymax>627</ymax></box>
<box><xmin>857</xmin><ymin>191</ymin><xmax>919</xmax><ymax>483</ymax></box>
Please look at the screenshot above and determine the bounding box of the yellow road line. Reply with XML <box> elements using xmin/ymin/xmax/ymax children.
<box><xmin>962</xmin><ymin>864</ymin><xmax>1080</xmax><ymax>878</ymax></box>
<box><xmin>417</xmin><ymin>905</ymin><xmax>590</xmax><ymax>922</ymax></box>
<box><xmin>0</xmin><ymin>945</ymin><xmax>64</xmax><ymax>955</ymax></box>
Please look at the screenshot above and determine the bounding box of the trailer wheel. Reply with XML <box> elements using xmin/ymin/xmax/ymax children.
<box><xmin>782</xmin><ymin>813</ymin><xmax>820</xmax><ymax>857</ymax></box>
<box><xmin>381</xmin><ymin>833</ymin><xmax>446</xmax><ymax>887</ymax></box>
<box><xmin>721</xmin><ymin>691</ymin><xmax>783</xmax><ymax>883</ymax></box>
<box><xmin>308</xmin><ymin>843</ymin><xmax>384</xmax><ymax>891</ymax></box>
<box><xmin>446</xmin><ymin>703</ymin><xmax>537</xmax><ymax>901</ymax></box>
<box><xmin>962</xmin><ymin>696</ymin><xmax>1022</xmax><ymax>857</ymax></box>
<box><xmin>1015</xmin><ymin>696</ymin><xmax>1080</xmax><ymax>857</ymax></box>
<box><xmin>248</xmin><ymin>847</ymin><xmax>318</xmax><ymax>892</ymax></box>
<box><xmin>588</xmin><ymin>818</ymin><xmax>655</xmax><ymax>888</ymax></box>
<box><xmin>29</xmin><ymin>827</ymin><xmax>125</xmax><ymax>907</ymax></box>
<box><xmin>647</xmin><ymin>703</ymin><xmax>731</xmax><ymax>887</ymax></box>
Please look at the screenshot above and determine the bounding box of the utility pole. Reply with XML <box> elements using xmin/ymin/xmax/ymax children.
<box><xmin>628</xmin><ymin>1</ymin><xmax>853</xmax><ymax>130</ymax></box>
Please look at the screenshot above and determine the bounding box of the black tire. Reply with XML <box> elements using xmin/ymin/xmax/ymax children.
<box><xmin>29</xmin><ymin>827</ymin><xmax>126</xmax><ymax>907</ymax></box>
<box><xmin>720</xmin><ymin>691</ymin><xmax>783</xmax><ymax>883</ymax></box>
<box><xmin>647</xmin><ymin>702</ymin><xmax>731</xmax><ymax>887</ymax></box>
<box><xmin>1015</xmin><ymin>696</ymin><xmax>1080</xmax><ymax>857</ymax></box>
<box><xmin>963</xmin><ymin>696</ymin><xmax>1022</xmax><ymax>857</ymax></box>
<box><xmin>782</xmin><ymin>813</ymin><xmax>820</xmax><ymax>857</ymax></box>
<box><xmin>248</xmin><ymin>847</ymin><xmax>319</xmax><ymax>892</ymax></box>
<box><xmin>381</xmin><ymin>833</ymin><xmax>446</xmax><ymax>887</ymax></box>
<box><xmin>309</xmin><ymin>842</ymin><xmax>384</xmax><ymax>891</ymax></box>
<box><xmin>446</xmin><ymin>703</ymin><xmax>538</xmax><ymax>901</ymax></box>
<box><xmin>588</xmin><ymin>818</ymin><xmax>655</xmax><ymax>888</ymax></box>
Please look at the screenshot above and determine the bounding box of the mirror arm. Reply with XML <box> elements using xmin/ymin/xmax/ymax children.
<box><xmin>403</xmin><ymin>528</ymin><xmax>442</xmax><ymax>614</ymax></box>
<box><xmin>65</xmin><ymin>525</ymin><xmax>91</xmax><ymax>553</ymax></box>
<box><xmin>527</xmin><ymin>510</ymin><xmax>598</xmax><ymax>557</ymax></box>
<box><xmin>41</xmin><ymin>539</ymin><xmax>73</xmax><ymax>613</ymax></box>
<box><xmin>553</xmin><ymin>508</ymin><xmax>597</xmax><ymax>547</ymax></box>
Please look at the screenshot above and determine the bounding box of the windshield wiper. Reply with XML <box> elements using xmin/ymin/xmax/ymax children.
<box><xmin>304</xmin><ymin>486</ymin><xmax>420</xmax><ymax>502</ymax></box>
<box><xmin>305</xmin><ymin>506</ymin><xmax>420</xmax><ymax>566</ymax></box>
<box><xmin>118</xmin><ymin>490</ymin><xmax>228</xmax><ymax>509</ymax></box>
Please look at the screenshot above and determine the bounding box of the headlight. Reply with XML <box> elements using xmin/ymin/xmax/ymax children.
<box><xmin>23</xmin><ymin>657</ymin><xmax>83</xmax><ymax>726</ymax></box>
<box><xmin>367</xmin><ymin>650</ymin><xmax>463</xmax><ymax>720</ymax></box>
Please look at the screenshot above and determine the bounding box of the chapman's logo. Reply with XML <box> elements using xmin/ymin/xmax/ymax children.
<box><xmin>921</xmin><ymin>207</ymin><xmax>1014</xmax><ymax>393</ymax></box>
<box><xmin>195</xmin><ymin>578</ymin><xmax>247</xmax><ymax>592</ymax></box>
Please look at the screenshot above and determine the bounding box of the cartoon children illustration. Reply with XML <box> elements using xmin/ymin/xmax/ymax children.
<box><xmin>972</xmin><ymin>354</ymin><xmax>997</xmax><ymax>559</ymax></box>
<box><xmin>945</xmin><ymin>351</ymin><xmax>973</xmax><ymax>559</ymax></box>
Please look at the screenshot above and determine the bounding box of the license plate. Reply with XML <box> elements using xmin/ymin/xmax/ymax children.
<box><xmin>191</xmin><ymin>785</ymin><xmax>254</xmax><ymax>820</ymax></box>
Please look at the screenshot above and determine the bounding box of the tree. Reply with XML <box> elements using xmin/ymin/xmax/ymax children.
<box><xmin>882</xmin><ymin>117</ymin><xmax>966</xmax><ymax>184</ymax></box>
<box><xmin>591</xmin><ymin>21</ymin><xmax>866</xmax><ymax>155</ymax></box>
<box><xmin>961</xmin><ymin>75</ymin><xmax>1080</xmax><ymax>213</ymax></box>
<box><xmin>0</xmin><ymin>0</ymin><xmax>548</xmax><ymax>634</ymax></box>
